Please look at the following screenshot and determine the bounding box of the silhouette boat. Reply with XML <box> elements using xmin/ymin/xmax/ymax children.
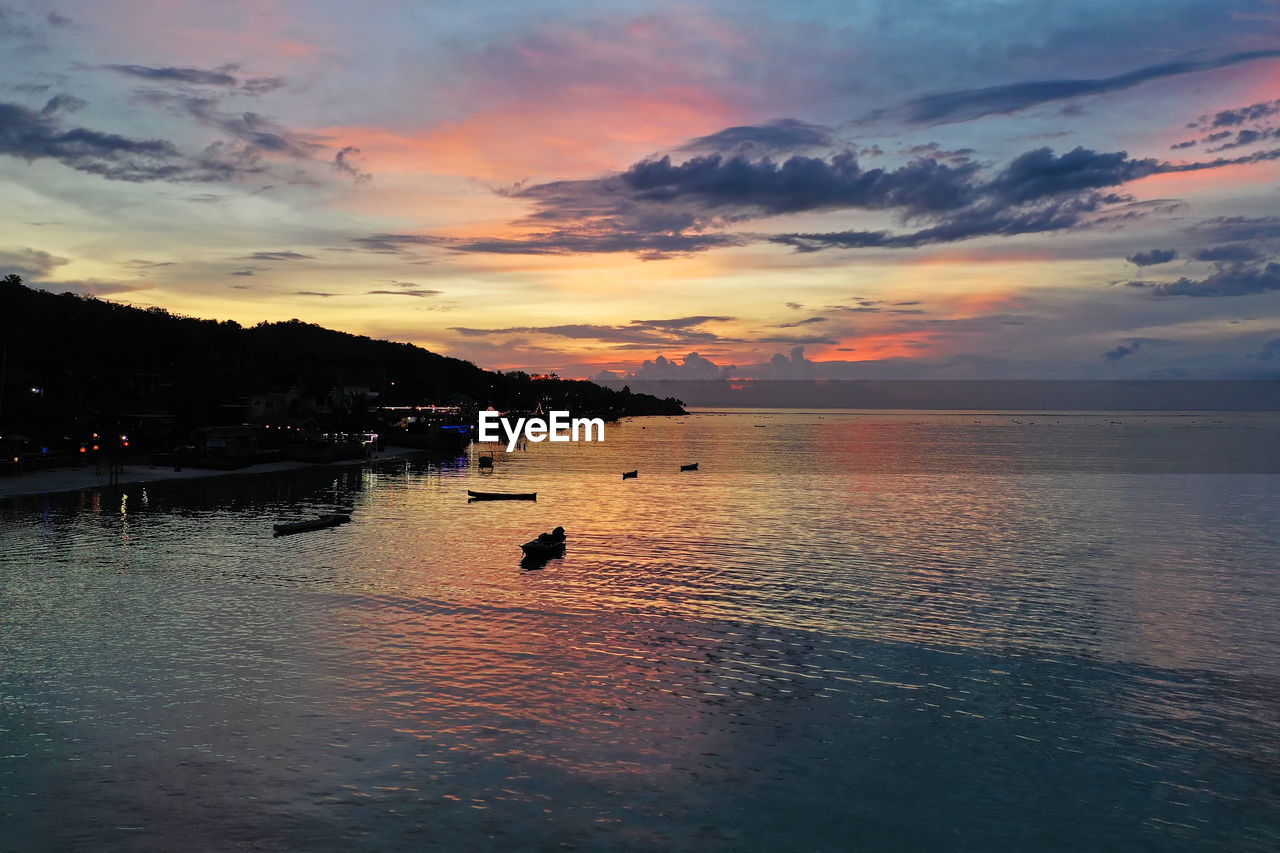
<box><xmin>622</xmin><ymin>470</ymin><xmax>638</xmax><ymax>479</ymax></box>
<box><xmin>478</xmin><ymin>454</ymin><xmax>494</xmax><ymax>467</ymax></box>
<box><xmin>273</xmin><ymin>513</ymin><xmax>350</xmax><ymax>535</ymax></box>
<box><xmin>468</xmin><ymin>489</ymin><xmax>536</xmax><ymax>501</ymax></box>
<box><xmin>521</xmin><ymin>526</ymin><xmax>566</xmax><ymax>558</ymax></box>
<box><xmin>680</xmin><ymin>462</ymin><xmax>699</xmax><ymax>471</ymax></box>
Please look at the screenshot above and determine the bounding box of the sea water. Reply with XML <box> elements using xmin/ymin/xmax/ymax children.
<box><xmin>1</xmin><ymin>410</ymin><xmax>1278</xmax><ymax>850</ymax></box>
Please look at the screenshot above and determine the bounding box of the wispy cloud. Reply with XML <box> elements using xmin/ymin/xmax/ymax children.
<box><xmin>238</xmin><ymin>251</ymin><xmax>314</xmax><ymax>261</ymax></box>
<box><xmin>678</xmin><ymin>119</ymin><xmax>835</xmax><ymax>156</ymax></box>
<box><xmin>104</xmin><ymin>63</ymin><xmax>285</xmax><ymax>96</ymax></box>
<box><xmin>0</xmin><ymin>246</ymin><xmax>68</xmax><ymax>279</ymax></box>
<box><xmin>452</xmin><ymin>316</ymin><xmax>737</xmax><ymax>348</ymax></box>
<box><xmin>1131</xmin><ymin>259</ymin><xmax>1280</xmax><ymax>297</ymax></box>
<box><xmin>1127</xmin><ymin>249</ymin><xmax>1176</xmax><ymax>266</ymax></box>
<box><xmin>897</xmin><ymin>50</ymin><xmax>1280</xmax><ymax>125</ymax></box>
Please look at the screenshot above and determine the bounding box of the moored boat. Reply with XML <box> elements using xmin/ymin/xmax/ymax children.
<box><xmin>273</xmin><ymin>513</ymin><xmax>350</xmax><ymax>535</ymax></box>
<box><xmin>680</xmin><ymin>462</ymin><xmax>699</xmax><ymax>471</ymax></box>
<box><xmin>468</xmin><ymin>489</ymin><xmax>537</xmax><ymax>501</ymax></box>
<box><xmin>622</xmin><ymin>470</ymin><xmax>638</xmax><ymax>479</ymax></box>
<box><xmin>521</xmin><ymin>526</ymin><xmax>566</xmax><ymax>557</ymax></box>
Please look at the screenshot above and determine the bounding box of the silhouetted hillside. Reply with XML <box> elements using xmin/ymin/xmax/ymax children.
<box><xmin>0</xmin><ymin>275</ymin><xmax>683</xmax><ymax>452</ymax></box>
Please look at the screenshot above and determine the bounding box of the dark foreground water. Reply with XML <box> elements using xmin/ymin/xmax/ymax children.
<box><xmin>2</xmin><ymin>411</ymin><xmax>1279</xmax><ymax>851</ymax></box>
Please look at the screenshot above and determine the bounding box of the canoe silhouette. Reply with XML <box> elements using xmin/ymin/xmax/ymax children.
<box><xmin>622</xmin><ymin>470</ymin><xmax>638</xmax><ymax>479</ymax></box>
<box><xmin>680</xmin><ymin>462</ymin><xmax>699</xmax><ymax>471</ymax></box>
<box><xmin>273</xmin><ymin>513</ymin><xmax>350</xmax><ymax>535</ymax></box>
<box><xmin>468</xmin><ymin>489</ymin><xmax>536</xmax><ymax>501</ymax></box>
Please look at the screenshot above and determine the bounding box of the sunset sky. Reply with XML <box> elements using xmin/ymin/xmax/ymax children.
<box><xmin>3</xmin><ymin>0</ymin><xmax>1280</xmax><ymax>380</ymax></box>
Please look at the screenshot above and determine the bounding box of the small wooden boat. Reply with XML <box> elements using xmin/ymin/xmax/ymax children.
<box><xmin>521</xmin><ymin>527</ymin><xmax>566</xmax><ymax>557</ymax></box>
<box><xmin>622</xmin><ymin>470</ymin><xmax>638</xmax><ymax>480</ymax></box>
<box><xmin>273</xmin><ymin>513</ymin><xmax>350</xmax><ymax>535</ymax></box>
<box><xmin>478</xmin><ymin>455</ymin><xmax>494</xmax><ymax>467</ymax></box>
<box><xmin>468</xmin><ymin>489</ymin><xmax>536</xmax><ymax>501</ymax></box>
<box><xmin>680</xmin><ymin>462</ymin><xmax>699</xmax><ymax>471</ymax></box>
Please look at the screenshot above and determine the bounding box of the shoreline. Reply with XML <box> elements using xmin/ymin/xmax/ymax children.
<box><xmin>0</xmin><ymin>446</ymin><xmax>431</xmax><ymax>501</ymax></box>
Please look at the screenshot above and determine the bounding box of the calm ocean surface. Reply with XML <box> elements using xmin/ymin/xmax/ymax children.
<box><xmin>2</xmin><ymin>410</ymin><xmax>1279</xmax><ymax>851</ymax></box>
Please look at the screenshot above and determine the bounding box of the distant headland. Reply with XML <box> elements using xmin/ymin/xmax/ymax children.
<box><xmin>0</xmin><ymin>275</ymin><xmax>684</xmax><ymax>475</ymax></box>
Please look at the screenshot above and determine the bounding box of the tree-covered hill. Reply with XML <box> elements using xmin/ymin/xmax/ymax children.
<box><xmin>0</xmin><ymin>274</ymin><xmax>683</xmax><ymax>452</ymax></box>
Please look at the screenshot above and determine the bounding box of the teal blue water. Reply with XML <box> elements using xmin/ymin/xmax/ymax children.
<box><xmin>2</xmin><ymin>411</ymin><xmax>1278</xmax><ymax>850</ymax></box>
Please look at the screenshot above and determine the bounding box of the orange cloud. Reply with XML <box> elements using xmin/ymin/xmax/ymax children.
<box><xmin>946</xmin><ymin>289</ymin><xmax>1026</xmax><ymax>316</ymax></box>
<box><xmin>820</xmin><ymin>330</ymin><xmax>945</xmax><ymax>362</ymax></box>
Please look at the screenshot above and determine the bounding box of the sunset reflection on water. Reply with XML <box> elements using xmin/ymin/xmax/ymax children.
<box><xmin>2</xmin><ymin>410</ymin><xmax>1279</xmax><ymax>850</ymax></box>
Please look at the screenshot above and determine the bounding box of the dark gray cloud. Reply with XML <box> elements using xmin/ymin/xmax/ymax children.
<box><xmin>1191</xmin><ymin>216</ymin><xmax>1280</xmax><ymax>243</ymax></box>
<box><xmin>986</xmin><ymin>147</ymin><xmax>1156</xmax><ymax>205</ymax></box>
<box><xmin>43</xmin><ymin>279</ymin><xmax>153</xmax><ymax>297</ymax></box>
<box><xmin>632</xmin><ymin>315</ymin><xmax>732</xmax><ymax>329</ymax></box>
<box><xmin>1103</xmin><ymin>342</ymin><xmax>1140</xmax><ymax>362</ymax></box>
<box><xmin>332</xmin><ymin>145</ymin><xmax>370</xmax><ymax>183</ymax></box>
<box><xmin>367</xmin><ymin>288</ymin><xmax>442</xmax><ymax>297</ymax></box>
<box><xmin>618</xmin><ymin>151</ymin><xmax>981</xmax><ymax>216</ymax></box>
<box><xmin>41</xmin><ymin>93</ymin><xmax>85</xmax><ymax>114</ymax></box>
<box><xmin>1206</xmin><ymin>127</ymin><xmax>1280</xmax><ymax>152</ymax></box>
<box><xmin>229</xmin><ymin>268</ymin><xmax>254</xmax><ymax>276</ymax></box>
<box><xmin>1127</xmin><ymin>249</ymin><xmax>1176</xmax><ymax>266</ymax></box>
<box><xmin>104</xmin><ymin>63</ymin><xmax>285</xmax><ymax>96</ymax></box>
<box><xmin>121</xmin><ymin>259</ymin><xmax>173</xmax><ymax>275</ymax></box>
<box><xmin>1193</xmin><ymin>98</ymin><xmax>1280</xmax><ymax>129</ymax></box>
<box><xmin>452</xmin><ymin>230</ymin><xmax>747</xmax><ymax>260</ymax></box>
<box><xmin>678</xmin><ymin>119</ymin><xmax>835</xmax><ymax>156</ymax></box>
<box><xmin>904</xmin><ymin>142</ymin><xmax>975</xmax><ymax>164</ymax></box>
<box><xmin>239</xmin><ymin>251</ymin><xmax>314</xmax><ymax>261</ymax></box>
<box><xmin>238</xmin><ymin>77</ymin><xmax>286</xmax><ymax>97</ymax></box>
<box><xmin>771</xmin><ymin>190</ymin><xmax>1117</xmax><ymax>252</ymax></box>
<box><xmin>294</xmin><ymin>290</ymin><xmax>337</xmax><ymax>297</ymax></box>
<box><xmin>775</xmin><ymin>316</ymin><xmax>828</xmax><ymax>328</ymax></box>
<box><xmin>350</xmin><ymin>233</ymin><xmax>450</xmax><ymax>253</ymax></box>
<box><xmin>1194</xmin><ymin>245</ymin><xmax>1260</xmax><ymax>263</ymax></box>
<box><xmin>442</xmin><ymin>149</ymin><xmax>992</xmax><ymax>257</ymax></box>
<box><xmin>1139</xmin><ymin>261</ymin><xmax>1280</xmax><ymax>297</ymax></box>
<box><xmin>0</xmin><ymin>246</ymin><xmax>68</xmax><ymax>279</ymax></box>
<box><xmin>105</xmin><ymin>64</ymin><xmax>238</xmax><ymax>87</ymax></box>
<box><xmin>0</xmin><ymin>100</ymin><xmax>221</xmax><ymax>181</ymax></box>
<box><xmin>1255</xmin><ymin>338</ymin><xmax>1280</xmax><ymax>361</ymax></box>
<box><xmin>136</xmin><ymin>92</ymin><xmax>323</xmax><ymax>159</ymax></box>
<box><xmin>513</xmin><ymin>145</ymin><xmax>1197</xmax><ymax>257</ymax></box>
<box><xmin>899</xmin><ymin>50</ymin><xmax>1280</xmax><ymax>125</ymax></box>
<box><xmin>770</xmin><ymin>146</ymin><xmax>1280</xmax><ymax>254</ymax></box>
<box><xmin>451</xmin><ymin>316</ymin><xmax>737</xmax><ymax>348</ymax></box>
<box><xmin>380</xmin><ymin>121</ymin><xmax>1280</xmax><ymax>259</ymax></box>
<box><xmin>604</xmin><ymin>352</ymin><xmax>729</xmax><ymax>381</ymax></box>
